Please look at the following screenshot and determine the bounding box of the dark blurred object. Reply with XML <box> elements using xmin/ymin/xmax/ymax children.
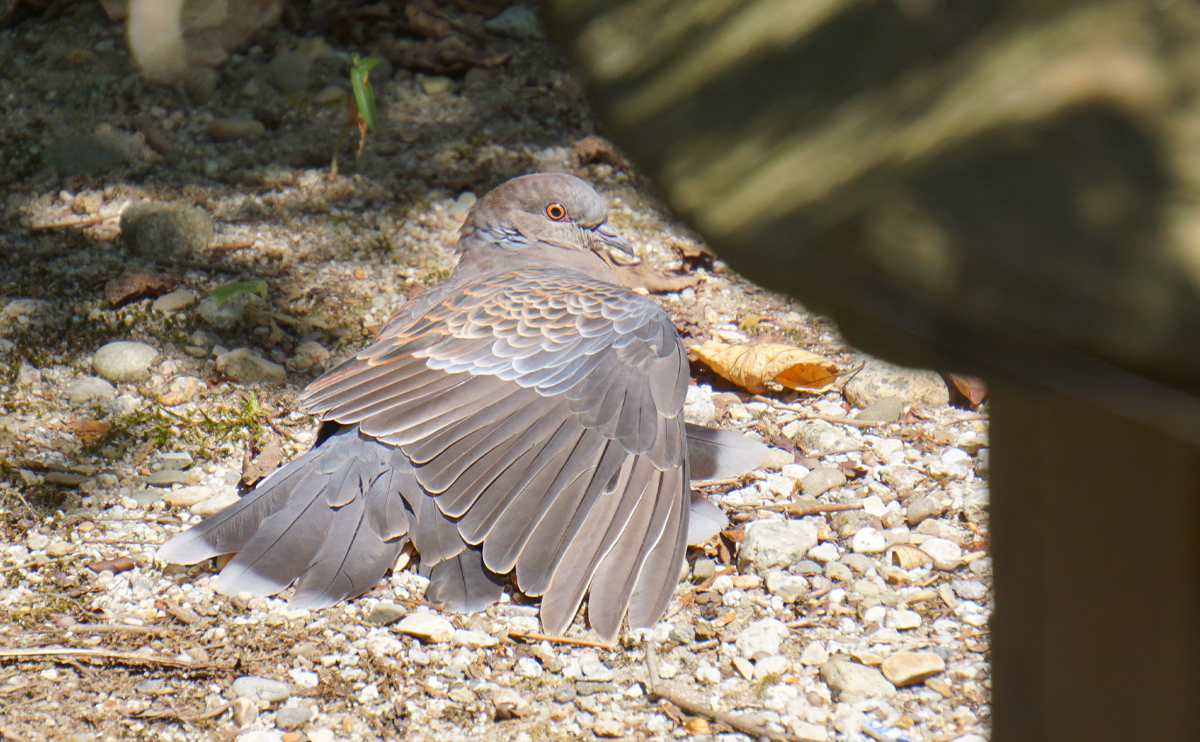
<box><xmin>543</xmin><ymin>1</ymin><xmax>1200</xmax><ymax>739</ymax></box>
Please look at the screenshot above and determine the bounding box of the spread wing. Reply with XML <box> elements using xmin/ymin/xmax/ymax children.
<box><xmin>300</xmin><ymin>266</ymin><xmax>691</xmax><ymax>639</ymax></box>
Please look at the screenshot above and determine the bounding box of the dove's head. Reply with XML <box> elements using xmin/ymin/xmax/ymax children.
<box><xmin>455</xmin><ymin>173</ymin><xmax>634</xmax><ymax>274</ymax></box>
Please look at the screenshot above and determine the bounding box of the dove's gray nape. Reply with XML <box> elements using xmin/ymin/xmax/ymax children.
<box><xmin>157</xmin><ymin>173</ymin><xmax>766</xmax><ymax>642</ymax></box>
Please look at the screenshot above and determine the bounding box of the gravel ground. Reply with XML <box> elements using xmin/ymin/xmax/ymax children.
<box><xmin>0</xmin><ymin>3</ymin><xmax>991</xmax><ymax>741</ymax></box>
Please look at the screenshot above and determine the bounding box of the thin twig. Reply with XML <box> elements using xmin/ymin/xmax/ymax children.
<box><xmin>505</xmin><ymin>631</ymin><xmax>613</xmax><ymax>649</ymax></box>
<box><xmin>53</xmin><ymin>624</ymin><xmax>170</xmax><ymax>637</ymax></box>
<box><xmin>0</xmin><ymin>647</ymin><xmax>198</xmax><ymax>669</ymax></box>
<box><xmin>754</xmin><ymin>394</ymin><xmax>888</xmax><ymax>428</ymax></box>
<box><xmin>263</xmin><ymin>414</ymin><xmax>306</xmax><ymax>444</ymax></box>
<box><xmin>0</xmin><ymin>561</ymin><xmax>38</xmax><ymax>576</ymax></box>
<box><xmin>642</xmin><ymin>641</ymin><xmax>810</xmax><ymax>742</ymax></box>
<box><xmin>30</xmin><ymin>214</ymin><xmax>118</xmax><ymax>231</ymax></box>
<box><xmin>733</xmin><ymin>501</ymin><xmax>865</xmax><ymax>518</ymax></box>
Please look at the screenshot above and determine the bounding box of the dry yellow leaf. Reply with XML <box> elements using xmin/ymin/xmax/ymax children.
<box><xmin>692</xmin><ymin>339</ymin><xmax>838</xmax><ymax>394</ymax></box>
<box><xmin>683</xmin><ymin>717</ymin><xmax>712</xmax><ymax>734</ymax></box>
<box><xmin>888</xmin><ymin>543</ymin><xmax>932</xmax><ymax>570</ymax></box>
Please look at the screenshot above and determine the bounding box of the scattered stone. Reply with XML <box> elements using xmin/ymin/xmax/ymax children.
<box><xmin>765</xmin><ymin>570</ymin><xmax>807</xmax><ymax>601</ymax></box>
<box><xmin>452</xmin><ymin>629</ymin><xmax>497</xmax><ymax>648</ymax></box>
<box><xmin>207</xmin><ymin>117</ymin><xmax>266</xmax><ymax>141</ymax></box>
<box><xmin>761</xmin><ymin>447</ymin><xmax>794</xmax><ymax>469</ymax></box>
<box><xmin>851</xmin><ymin>527</ymin><xmax>887</xmax><ymax>554</ymax></box>
<box><xmin>840</xmin><ymin>552</ymin><xmax>876</xmax><ymax>573</ymax></box>
<box><xmin>907</xmin><ymin>495</ymin><xmax>944</xmax><ymax>525</ymax></box>
<box><xmin>287</xmin><ymin>340</ymin><xmax>331</xmax><ymax>373</ymax></box>
<box><xmin>801</xmin><ymin>467</ymin><xmax>846</xmax><ymax>496</ymax></box>
<box><xmin>184</xmin><ymin>66</ymin><xmax>220</xmax><ymax>105</ymax></box>
<box><xmin>275</xmin><ymin>704</ymin><xmax>311</xmax><ymax>731</ymax></box>
<box><xmin>45</xmin><ymin>472</ymin><xmax>87</xmax><ymax>487</ymax></box>
<box><xmin>692</xmin><ymin>557</ymin><xmax>716</xmax><ymax>582</ymax></box>
<box><xmin>146</xmin><ymin>470</ymin><xmax>187</xmax><ymax>487</ymax></box>
<box><xmin>46</xmin><ymin>541</ymin><xmax>75</xmax><ymax>557</ymax></box>
<box><xmin>266</xmin><ymin>51</ymin><xmax>314</xmax><ymax>95</ymax></box>
<box><xmin>231</xmin><ymin>676</ymin><xmax>291</xmax><ymax>704</ymax></box>
<box><xmin>394</xmin><ymin>613</ymin><xmax>454</xmax><ymax>643</ymax></box>
<box><xmin>919</xmin><ymin>537</ymin><xmax>964</xmax><ymax>570</ymax></box>
<box><xmin>790</xmin><ymin>420</ymin><xmax>858</xmax><ymax>455</ymax></box>
<box><xmin>515</xmin><ymin>657</ymin><xmax>542</xmax><ymax>678</ymax></box>
<box><xmin>800</xmin><ymin>641</ymin><xmax>830</xmax><ymax>666</ymax></box>
<box><xmin>157</xmin><ymin>452</ymin><xmax>194</xmax><ymax>470</ymax></box>
<box><xmin>951</xmin><ymin>579</ymin><xmax>988</xmax><ymax>600</ymax></box>
<box><xmin>216</xmin><ymin>349</ymin><xmax>287</xmax><ymax>384</ymax></box>
<box><xmin>843</xmin><ymin>357</ymin><xmax>949</xmax><ymax>409</ymax></box>
<box><xmin>64</xmin><ymin>377</ymin><xmax>116</xmax><ymax>406</ymax></box>
<box><xmin>197</xmin><ymin>294</ymin><xmax>251</xmax><ymax>329</ymax></box>
<box><xmin>159</xmin><ymin>376</ymin><xmax>205</xmax><ymax>406</ymax></box>
<box><xmin>368</xmin><ymin>602</ymin><xmax>407</xmax><ymax>626</ymax></box>
<box><xmin>824</xmin><ymin>561</ymin><xmax>853</xmax><ymax>582</ymax></box>
<box><xmin>153</xmin><ymin>289</ymin><xmax>198</xmax><ymax>314</ymax></box>
<box><xmin>46</xmin><ymin>131</ymin><xmax>135</xmax><ymax>176</ymax></box>
<box><xmin>493</xmin><ymin>688</ymin><xmax>532</xmax><ymax>718</ymax></box>
<box><xmin>881</xmin><ymin>651</ymin><xmax>946</xmax><ymax>687</ymax></box>
<box><xmin>820</xmin><ymin>660</ymin><xmax>896</xmax><ymax>699</ymax></box>
<box><xmin>314</xmin><ymin>85</ymin><xmax>346</xmax><ymax>105</ymax></box>
<box><xmin>580</xmin><ymin>653</ymin><xmax>614</xmax><ymax>681</ymax></box>
<box><xmin>881</xmin><ymin>465</ymin><xmax>924</xmax><ymax>494</ymax></box>
<box><xmin>191</xmin><ymin>491</ymin><xmax>240</xmax><ymax>516</ymax></box>
<box><xmin>887</xmin><ymin>608</ymin><xmax>923</xmax><ymax>630</ymax></box>
<box><xmin>232</xmin><ymin>697</ymin><xmax>257</xmax><ymax>728</ymax></box>
<box><xmin>93</xmin><ymin>341</ymin><xmax>159</xmax><ymax>383</ymax></box>
<box><xmin>574</xmin><ymin>680</ymin><xmax>615</xmax><ymax>696</ymax></box>
<box><xmin>121</xmin><ymin>203</ymin><xmax>214</xmax><ymax>259</ymax></box>
<box><xmin>484</xmin><ymin>5</ymin><xmax>545</xmax><ymax>39</ymax></box>
<box><xmin>807</xmin><ymin>542</ymin><xmax>839</xmax><ymax>563</ymax></box>
<box><xmin>417</xmin><ymin>74</ymin><xmax>453</xmax><ymax>95</ymax></box>
<box><xmin>854</xmin><ymin>396</ymin><xmax>904</xmax><ymax>422</ymax></box>
<box><xmin>736</xmin><ymin>617</ymin><xmax>788</xmax><ymax>658</ymax></box>
<box><xmin>162</xmin><ymin>485</ymin><xmax>212</xmax><ymax>507</ymax></box>
<box><xmin>684</xmin><ymin>384</ymin><xmax>716</xmax><ymax>426</ymax></box>
<box><xmin>738</xmin><ymin>519</ymin><xmax>818</xmax><ymax>574</ymax></box>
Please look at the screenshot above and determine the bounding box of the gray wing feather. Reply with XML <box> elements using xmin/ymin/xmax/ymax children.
<box><xmin>685</xmin><ymin>423</ymin><xmax>768</xmax><ymax>480</ymax></box>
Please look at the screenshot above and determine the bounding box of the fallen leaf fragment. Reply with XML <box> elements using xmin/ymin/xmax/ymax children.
<box><xmin>889</xmin><ymin>544</ymin><xmax>932</xmax><ymax>570</ymax></box>
<box><xmin>692</xmin><ymin>339</ymin><xmax>839</xmax><ymax>394</ymax></box>
<box><xmin>104</xmin><ymin>270</ymin><xmax>177</xmax><ymax>305</ymax></box>
<box><xmin>87</xmin><ymin>556</ymin><xmax>136</xmax><ymax>574</ymax></box>
<box><xmin>946</xmin><ymin>372</ymin><xmax>988</xmax><ymax>407</ymax></box>
<box><xmin>67</xmin><ymin>419</ymin><xmax>112</xmax><ymax>440</ymax></box>
<box><xmin>241</xmin><ymin>438</ymin><xmax>283</xmax><ymax>486</ymax></box>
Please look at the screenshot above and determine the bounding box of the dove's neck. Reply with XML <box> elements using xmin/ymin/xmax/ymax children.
<box><xmin>454</xmin><ymin>232</ymin><xmax>621</xmax><ymax>283</ymax></box>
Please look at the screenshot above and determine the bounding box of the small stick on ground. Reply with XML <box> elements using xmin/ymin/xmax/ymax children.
<box><xmin>506</xmin><ymin>631</ymin><xmax>614</xmax><ymax>649</ymax></box>
<box><xmin>263</xmin><ymin>414</ymin><xmax>307</xmax><ymax>444</ymax></box>
<box><xmin>643</xmin><ymin>641</ymin><xmax>814</xmax><ymax>742</ymax></box>
<box><xmin>49</xmin><ymin>624</ymin><xmax>170</xmax><ymax>638</ymax></box>
<box><xmin>0</xmin><ymin>647</ymin><xmax>199</xmax><ymax>669</ymax></box>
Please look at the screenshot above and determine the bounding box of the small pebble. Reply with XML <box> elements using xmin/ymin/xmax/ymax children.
<box><xmin>93</xmin><ymin>341</ymin><xmax>159</xmax><ymax>383</ymax></box>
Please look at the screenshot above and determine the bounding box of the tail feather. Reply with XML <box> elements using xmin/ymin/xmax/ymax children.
<box><xmin>685</xmin><ymin>423</ymin><xmax>768</xmax><ymax>480</ymax></box>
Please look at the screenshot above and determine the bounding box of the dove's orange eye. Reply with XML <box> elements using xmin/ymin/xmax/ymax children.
<box><xmin>545</xmin><ymin>202</ymin><xmax>567</xmax><ymax>221</ymax></box>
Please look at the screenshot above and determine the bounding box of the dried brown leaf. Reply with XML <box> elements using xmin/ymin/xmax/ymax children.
<box><xmin>692</xmin><ymin>339</ymin><xmax>838</xmax><ymax>394</ymax></box>
<box><xmin>613</xmin><ymin>264</ymin><xmax>700</xmax><ymax>294</ymax></box>
<box><xmin>66</xmin><ymin>419</ymin><xmax>112</xmax><ymax>440</ymax></box>
<box><xmin>946</xmin><ymin>373</ymin><xmax>988</xmax><ymax>407</ymax></box>
<box><xmin>104</xmin><ymin>270</ymin><xmax>177</xmax><ymax>305</ymax></box>
<box><xmin>87</xmin><ymin>556</ymin><xmax>136</xmax><ymax>574</ymax></box>
<box><xmin>241</xmin><ymin>438</ymin><xmax>282</xmax><ymax>486</ymax></box>
<box><xmin>888</xmin><ymin>543</ymin><xmax>932</xmax><ymax>570</ymax></box>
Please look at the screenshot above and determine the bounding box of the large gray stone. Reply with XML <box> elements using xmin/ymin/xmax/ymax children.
<box><xmin>92</xmin><ymin>341</ymin><xmax>159</xmax><ymax>383</ymax></box>
<box><xmin>738</xmin><ymin>519</ymin><xmax>818</xmax><ymax>574</ymax></box>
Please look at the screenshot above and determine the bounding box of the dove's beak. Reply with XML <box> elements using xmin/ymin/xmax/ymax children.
<box><xmin>594</xmin><ymin>222</ymin><xmax>634</xmax><ymax>257</ymax></box>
